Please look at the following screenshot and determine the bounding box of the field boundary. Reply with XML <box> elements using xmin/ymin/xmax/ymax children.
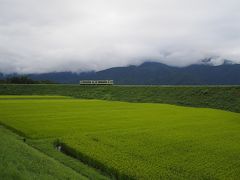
<box><xmin>0</xmin><ymin>121</ymin><xmax>28</xmax><ymax>137</ymax></box>
<box><xmin>0</xmin><ymin>122</ymin><xmax>109</xmax><ymax>180</ymax></box>
<box><xmin>56</xmin><ymin>140</ymin><xmax>135</xmax><ymax>180</ymax></box>
<box><xmin>0</xmin><ymin>125</ymin><xmax>90</xmax><ymax>179</ymax></box>
<box><xmin>0</xmin><ymin>84</ymin><xmax>239</xmax><ymax>113</ymax></box>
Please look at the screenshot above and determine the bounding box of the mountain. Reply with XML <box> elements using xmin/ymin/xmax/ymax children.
<box><xmin>2</xmin><ymin>61</ymin><xmax>240</xmax><ymax>85</ymax></box>
<box><xmin>72</xmin><ymin>62</ymin><xmax>240</xmax><ymax>85</ymax></box>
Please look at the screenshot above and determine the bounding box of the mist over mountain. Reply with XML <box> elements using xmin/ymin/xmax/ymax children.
<box><xmin>1</xmin><ymin>0</ymin><xmax>240</xmax><ymax>74</ymax></box>
<box><xmin>1</xmin><ymin>60</ymin><xmax>239</xmax><ymax>85</ymax></box>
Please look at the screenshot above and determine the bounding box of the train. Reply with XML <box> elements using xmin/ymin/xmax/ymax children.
<box><xmin>79</xmin><ymin>80</ymin><xmax>114</xmax><ymax>85</ymax></box>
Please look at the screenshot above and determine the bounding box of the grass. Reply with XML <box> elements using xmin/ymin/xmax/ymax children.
<box><xmin>0</xmin><ymin>96</ymin><xmax>239</xmax><ymax>179</ymax></box>
<box><xmin>0</xmin><ymin>95</ymin><xmax>72</xmax><ymax>100</ymax></box>
<box><xmin>28</xmin><ymin>138</ymin><xmax>109</xmax><ymax>180</ymax></box>
<box><xmin>0</xmin><ymin>84</ymin><xmax>240</xmax><ymax>113</ymax></box>
<box><xmin>0</xmin><ymin>97</ymin><xmax>109</xmax><ymax>179</ymax></box>
<box><xmin>0</xmin><ymin>126</ymin><xmax>87</xmax><ymax>180</ymax></box>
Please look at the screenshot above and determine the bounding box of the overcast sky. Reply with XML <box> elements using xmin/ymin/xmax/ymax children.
<box><xmin>0</xmin><ymin>0</ymin><xmax>240</xmax><ymax>73</ymax></box>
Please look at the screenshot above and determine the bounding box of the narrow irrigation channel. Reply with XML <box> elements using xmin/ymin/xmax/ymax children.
<box><xmin>0</xmin><ymin>122</ymin><xmax>107</xmax><ymax>179</ymax></box>
<box><xmin>54</xmin><ymin>140</ymin><xmax>135</xmax><ymax>180</ymax></box>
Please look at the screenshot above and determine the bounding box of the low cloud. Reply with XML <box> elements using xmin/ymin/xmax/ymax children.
<box><xmin>0</xmin><ymin>0</ymin><xmax>240</xmax><ymax>73</ymax></box>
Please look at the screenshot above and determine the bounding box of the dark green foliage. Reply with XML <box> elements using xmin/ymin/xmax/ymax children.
<box><xmin>7</xmin><ymin>76</ymin><xmax>36</xmax><ymax>84</ymax></box>
<box><xmin>0</xmin><ymin>76</ymin><xmax>55</xmax><ymax>84</ymax></box>
<box><xmin>0</xmin><ymin>84</ymin><xmax>239</xmax><ymax>112</ymax></box>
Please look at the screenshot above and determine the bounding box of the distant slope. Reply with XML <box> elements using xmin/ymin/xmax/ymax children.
<box><xmin>0</xmin><ymin>126</ymin><xmax>86</xmax><ymax>180</ymax></box>
<box><xmin>87</xmin><ymin>62</ymin><xmax>240</xmax><ymax>85</ymax></box>
<box><xmin>0</xmin><ymin>85</ymin><xmax>239</xmax><ymax>113</ymax></box>
<box><xmin>26</xmin><ymin>61</ymin><xmax>240</xmax><ymax>85</ymax></box>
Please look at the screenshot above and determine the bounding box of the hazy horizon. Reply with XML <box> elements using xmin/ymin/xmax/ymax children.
<box><xmin>1</xmin><ymin>0</ymin><xmax>240</xmax><ymax>73</ymax></box>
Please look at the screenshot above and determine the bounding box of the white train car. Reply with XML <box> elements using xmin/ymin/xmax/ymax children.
<box><xmin>80</xmin><ymin>80</ymin><xmax>114</xmax><ymax>85</ymax></box>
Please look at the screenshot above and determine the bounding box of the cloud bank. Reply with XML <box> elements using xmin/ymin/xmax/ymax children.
<box><xmin>0</xmin><ymin>0</ymin><xmax>240</xmax><ymax>73</ymax></box>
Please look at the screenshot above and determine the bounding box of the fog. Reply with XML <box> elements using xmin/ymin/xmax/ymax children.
<box><xmin>0</xmin><ymin>0</ymin><xmax>240</xmax><ymax>73</ymax></box>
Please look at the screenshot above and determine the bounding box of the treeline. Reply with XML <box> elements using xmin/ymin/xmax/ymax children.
<box><xmin>0</xmin><ymin>76</ymin><xmax>55</xmax><ymax>84</ymax></box>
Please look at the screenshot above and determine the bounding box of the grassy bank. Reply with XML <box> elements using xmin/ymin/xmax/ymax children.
<box><xmin>28</xmin><ymin>138</ymin><xmax>109</xmax><ymax>180</ymax></box>
<box><xmin>0</xmin><ymin>84</ymin><xmax>239</xmax><ymax>112</ymax></box>
<box><xmin>0</xmin><ymin>126</ymin><xmax>87</xmax><ymax>180</ymax></box>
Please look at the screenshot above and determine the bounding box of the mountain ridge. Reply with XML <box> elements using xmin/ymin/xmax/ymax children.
<box><xmin>1</xmin><ymin>61</ymin><xmax>240</xmax><ymax>85</ymax></box>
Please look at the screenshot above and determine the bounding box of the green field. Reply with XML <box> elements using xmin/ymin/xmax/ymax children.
<box><xmin>0</xmin><ymin>126</ymin><xmax>87</xmax><ymax>180</ymax></box>
<box><xmin>0</xmin><ymin>84</ymin><xmax>240</xmax><ymax>113</ymax></box>
<box><xmin>0</xmin><ymin>96</ymin><xmax>239</xmax><ymax>179</ymax></box>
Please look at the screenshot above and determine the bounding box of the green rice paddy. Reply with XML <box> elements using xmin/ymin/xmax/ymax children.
<box><xmin>0</xmin><ymin>126</ymin><xmax>86</xmax><ymax>180</ymax></box>
<box><xmin>0</xmin><ymin>96</ymin><xmax>239</xmax><ymax>179</ymax></box>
